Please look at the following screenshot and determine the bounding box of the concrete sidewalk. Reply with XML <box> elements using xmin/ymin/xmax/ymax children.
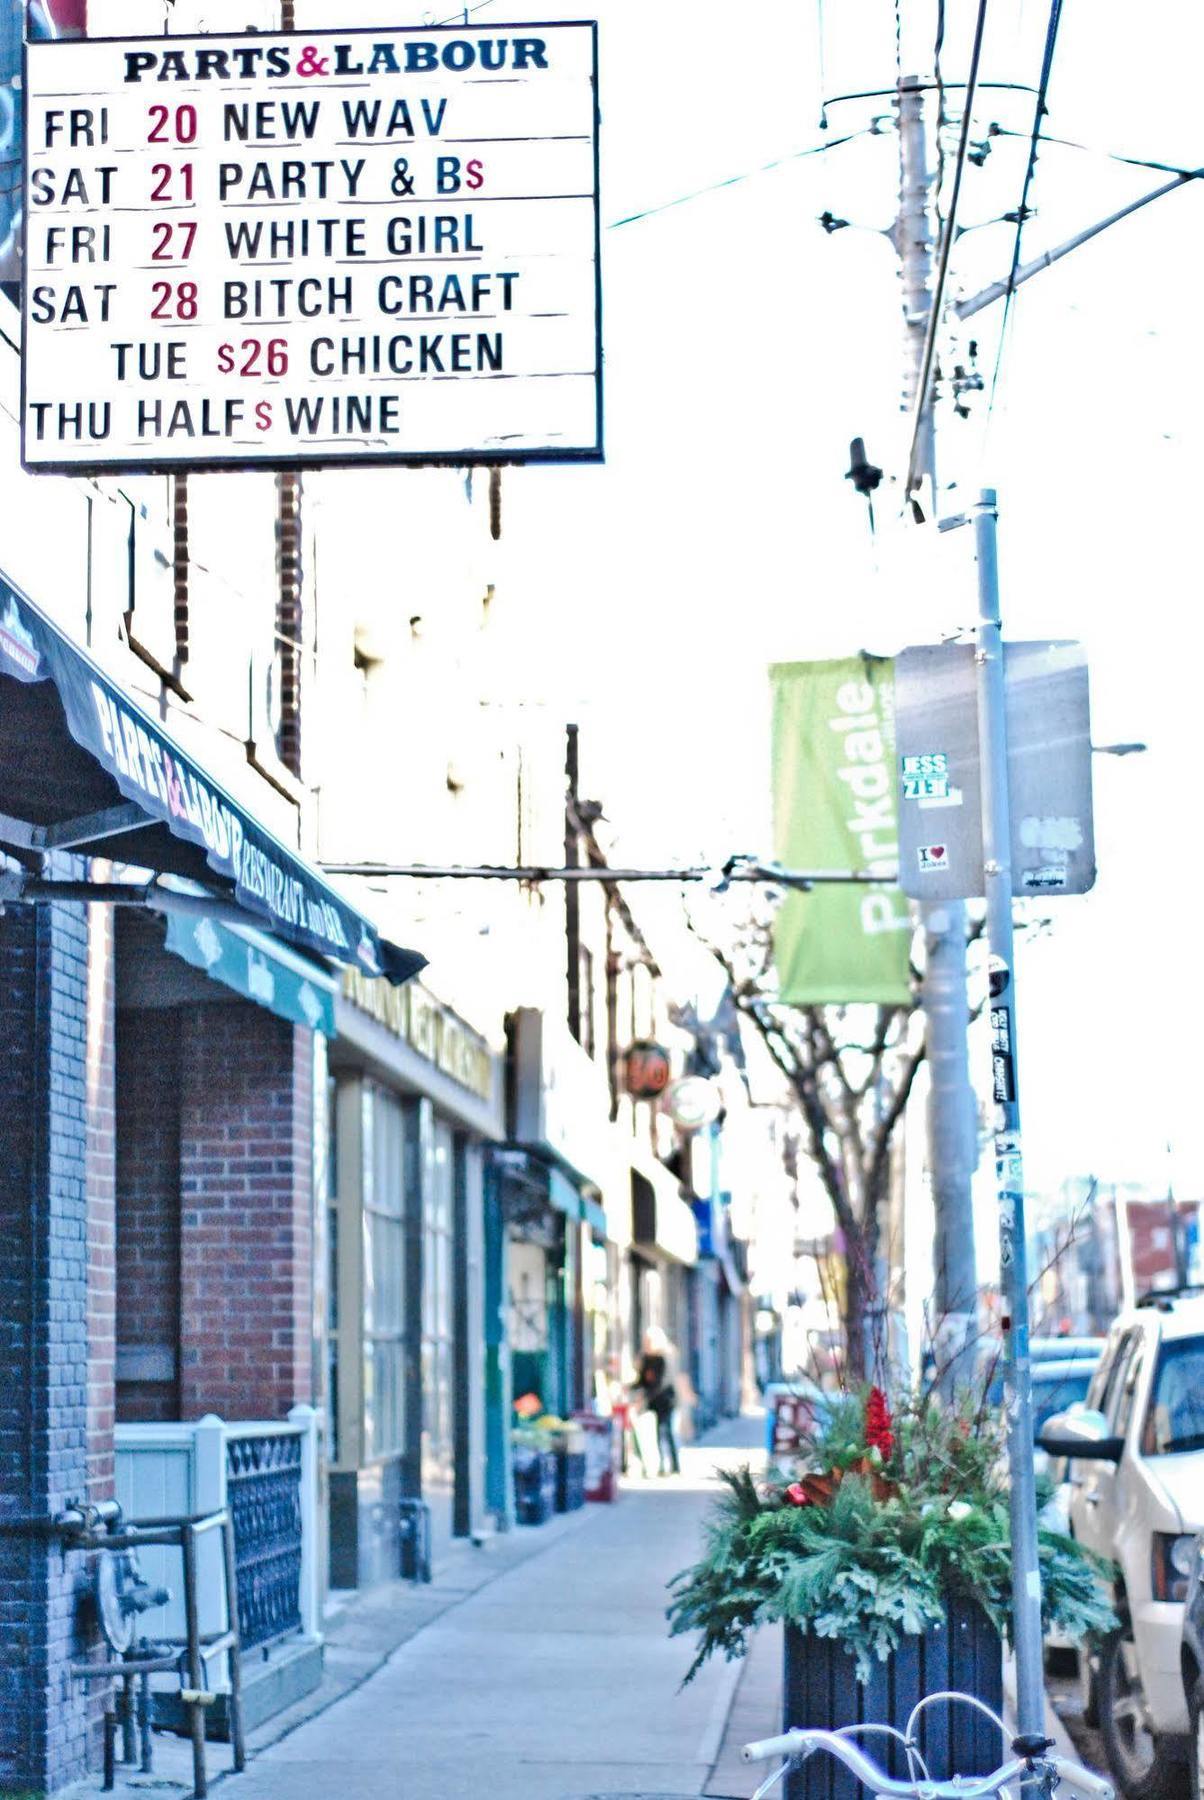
<box><xmin>72</xmin><ymin>1413</ymin><xmax>767</xmax><ymax>1800</ymax></box>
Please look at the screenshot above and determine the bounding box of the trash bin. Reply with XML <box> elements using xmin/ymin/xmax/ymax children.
<box><xmin>513</xmin><ymin>1447</ymin><xmax>556</xmax><ymax>1525</ymax></box>
<box><xmin>554</xmin><ymin>1450</ymin><xmax>587</xmax><ymax>1512</ymax></box>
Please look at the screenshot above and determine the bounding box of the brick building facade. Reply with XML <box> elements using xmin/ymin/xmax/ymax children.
<box><xmin>0</xmin><ymin>903</ymin><xmax>97</xmax><ymax>1792</ymax></box>
<box><xmin>115</xmin><ymin>961</ymin><xmax>317</xmax><ymax>1427</ymax></box>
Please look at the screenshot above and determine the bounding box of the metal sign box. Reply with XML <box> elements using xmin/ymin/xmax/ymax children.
<box><xmin>895</xmin><ymin>640</ymin><xmax>1095</xmax><ymax>901</ymax></box>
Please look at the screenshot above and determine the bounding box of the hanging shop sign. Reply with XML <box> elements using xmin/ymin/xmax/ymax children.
<box><xmin>623</xmin><ymin>1039</ymin><xmax>672</xmax><ymax>1100</ymax></box>
<box><xmin>21</xmin><ymin>22</ymin><xmax>602</xmax><ymax>472</ymax></box>
<box><xmin>341</xmin><ymin>966</ymin><xmax>494</xmax><ymax>1103</ymax></box>
<box><xmin>663</xmin><ymin>1076</ymin><xmax>721</xmax><ymax>1132</ymax></box>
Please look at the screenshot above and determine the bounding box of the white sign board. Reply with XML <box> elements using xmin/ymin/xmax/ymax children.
<box><xmin>22</xmin><ymin>23</ymin><xmax>601</xmax><ymax>470</ymax></box>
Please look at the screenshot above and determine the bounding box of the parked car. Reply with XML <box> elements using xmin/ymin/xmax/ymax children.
<box><xmin>1031</xmin><ymin>1356</ymin><xmax>1102</xmax><ymax>1489</ymax></box>
<box><xmin>1178</xmin><ymin>1537</ymin><xmax>1204</xmax><ymax>1800</ymax></box>
<box><xmin>1041</xmin><ymin>1291</ymin><xmax>1204</xmax><ymax>1799</ymax></box>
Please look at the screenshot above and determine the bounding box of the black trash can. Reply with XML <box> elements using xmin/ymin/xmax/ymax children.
<box><xmin>513</xmin><ymin>1448</ymin><xmax>556</xmax><ymax>1525</ymax></box>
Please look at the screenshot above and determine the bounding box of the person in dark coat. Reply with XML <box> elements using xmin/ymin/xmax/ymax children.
<box><xmin>633</xmin><ymin>1326</ymin><xmax>681</xmax><ymax>1475</ymax></box>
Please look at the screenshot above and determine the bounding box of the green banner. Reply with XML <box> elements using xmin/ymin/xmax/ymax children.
<box><xmin>770</xmin><ymin>656</ymin><xmax>912</xmax><ymax>1004</ymax></box>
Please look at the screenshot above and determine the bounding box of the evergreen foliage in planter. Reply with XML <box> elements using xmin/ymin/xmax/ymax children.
<box><xmin>668</xmin><ymin>1387</ymin><xmax>1115</xmax><ymax>1765</ymax></box>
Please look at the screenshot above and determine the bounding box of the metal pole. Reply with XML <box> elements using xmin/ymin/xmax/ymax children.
<box><xmin>973</xmin><ymin>489</ymin><xmax>1044</xmax><ymax>1737</ymax></box>
<box><xmin>181</xmin><ymin>1523</ymin><xmax>208</xmax><ymax>1799</ymax></box>
<box><xmin>897</xmin><ymin>75</ymin><xmax>978</xmax><ymax>1390</ymax></box>
<box><xmin>220</xmin><ymin>1513</ymin><xmax>247</xmax><ymax>1773</ymax></box>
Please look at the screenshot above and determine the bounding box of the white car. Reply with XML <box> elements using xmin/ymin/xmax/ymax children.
<box><xmin>1041</xmin><ymin>1292</ymin><xmax>1204</xmax><ymax>1799</ymax></box>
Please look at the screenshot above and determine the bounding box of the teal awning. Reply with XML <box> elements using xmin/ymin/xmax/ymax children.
<box><xmin>548</xmin><ymin>1168</ymin><xmax>582</xmax><ymax>1222</ymax></box>
<box><xmin>164</xmin><ymin>909</ymin><xmax>337</xmax><ymax>1035</ymax></box>
<box><xmin>581</xmin><ymin>1195</ymin><xmax>608</xmax><ymax>1244</ymax></box>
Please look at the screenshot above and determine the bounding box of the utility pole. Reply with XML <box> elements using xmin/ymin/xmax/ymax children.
<box><xmin>972</xmin><ymin>489</ymin><xmax>1043</xmax><ymax>1737</ymax></box>
<box><xmin>895</xmin><ymin>75</ymin><xmax>978</xmax><ymax>1389</ymax></box>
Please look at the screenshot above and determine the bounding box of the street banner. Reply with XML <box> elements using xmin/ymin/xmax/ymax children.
<box><xmin>895</xmin><ymin>640</ymin><xmax>1095</xmax><ymax>901</ymax></box>
<box><xmin>21</xmin><ymin>21</ymin><xmax>601</xmax><ymax>471</ymax></box>
<box><xmin>770</xmin><ymin>657</ymin><xmax>911</xmax><ymax>1005</ymax></box>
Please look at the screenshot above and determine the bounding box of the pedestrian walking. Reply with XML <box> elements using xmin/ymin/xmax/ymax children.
<box><xmin>633</xmin><ymin>1326</ymin><xmax>681</xmax><ymax>1475</ymax></box>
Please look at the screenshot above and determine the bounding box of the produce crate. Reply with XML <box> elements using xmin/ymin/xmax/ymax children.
<box><xmin>513</xmin><ymin>1447</ymin><xmax>556</xmax><ymax>1525</ymax></box>
<box><xmin>554</xmin><ymin>1449</ymin><xmax>587</xmax><ymax>1513</ymax></box>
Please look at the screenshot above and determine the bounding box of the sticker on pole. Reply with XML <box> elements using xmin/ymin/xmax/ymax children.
<box><xmin>916</xmin><ymin>844</ymin><xmax>948</xmax><ymax>873</ymax></box>
<box><xmin>21</xmin><ymin>24</ymin><xmax>602</xmax><ymax>471</ymax></box>
<box><xmin>901</xmin><ymin>752</ymin><xmax>949</xmax><ymax>800</ymax></box>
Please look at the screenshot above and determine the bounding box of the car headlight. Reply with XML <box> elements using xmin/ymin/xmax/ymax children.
<box><xmin>1152</xmin><ymin>1532</ymin><xmax>1197</xmax><ymax>1602</ymax></box>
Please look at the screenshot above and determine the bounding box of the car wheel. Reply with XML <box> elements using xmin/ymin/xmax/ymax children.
<box><xmin>1190</xmin><ymin>1679</ymin><xmax>1204</xmax><ymax>1800</ymax></box>
<box><xmin>1100</xmin><ymin>1627</ymin><xmax>1185</xmax><ymax>1799</ymax></box>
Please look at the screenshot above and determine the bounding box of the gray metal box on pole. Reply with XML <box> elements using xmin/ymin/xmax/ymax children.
<box><xmin>895</xmin><ymin>641</ymin><xmax>1096</xmax><ymax>901</ymax></box>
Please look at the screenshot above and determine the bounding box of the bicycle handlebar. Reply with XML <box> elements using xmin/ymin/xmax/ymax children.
<box><xmin>740</xmin><ymin>1729</ymin><xmax>1114</xmax><ymax>1800</ymax></box>
<box><xmin>740</xmin><ymin>1730</ymin><xmax>1025</xmax><ymax>1796</ymax></box>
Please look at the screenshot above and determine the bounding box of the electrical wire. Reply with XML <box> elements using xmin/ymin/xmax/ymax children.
<box><xmin>427</xmin><ymin>0</ymin><xmax>496</xmax><ymax>24</ymax></box>
<box><xmin>989</xmin><ymin>125</ymin><xmax>1202</xmax><ymax>181</ymax></box>
<box><xmin>984</xmin><ymin>0</ymin><xmax>1066</xmax><ymax>426</ymax></box>
<box><xmin>816</xmin><ymin>0</ymin><xmax>829</xmax><ymax>129</ymax></box>
<box><xmin>904</xmin><ymin>0</ymin><xmax>990</xmax><ymax>503</ymax></box>
<box><xmin>608</xmin><ymin>130</ymin><xmax>866</xmax><ymax>230</ymax></box>
<box><xmin>822</xmin><ymin>80</ymin><xmax>1037</xmax><ymax>111</ymax></box>
<box><xmin>933</xmin><ymin>0</ymin><xmax>948</xmax><ymax>241</ymax></box>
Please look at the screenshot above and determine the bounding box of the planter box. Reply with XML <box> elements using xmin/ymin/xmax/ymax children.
<box><xmin>783</xmin><ymin>1598</ymin><xmax>1003</xmax><ymax>1800</ymax></box>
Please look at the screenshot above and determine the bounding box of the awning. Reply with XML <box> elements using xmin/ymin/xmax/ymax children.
<box><xmin>580</xmin><ymin>1195</ymin><xmax>607</xmax><ymax>1245</ymax></box>
<box><xmin>632</xmin><ymin>1165</ymin><xmax>699</xmax><ymax>1266</ymax></box>
<box><xmin>0</xmin><ymin>571</ymin><xmax>423</xmax><ymax>983</ymax></box>
<box><xmin>492</xmin><ymin>1148</ymin><xmax>609</xmax><ymax>1244</ymax></box>
<box><xmin>163</xmin><ymin>908</ymin><xmax>338</xmax><ymax>1036</ymax></box>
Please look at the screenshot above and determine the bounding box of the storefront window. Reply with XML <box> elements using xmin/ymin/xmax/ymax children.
<box><xmin>362</xmin><ymin>1083</ymin><xmax>406</xmax><ymax>1463</ymax></box>
<box><xmin>327</xmin><ymin>1076</ymin><xmax>340</xmax><ymax>1463</ymax></box>
<box><xmin>422</xmin><ymin>1123</ymin><xmax>456</xmax><ymax>1503</ymax></box>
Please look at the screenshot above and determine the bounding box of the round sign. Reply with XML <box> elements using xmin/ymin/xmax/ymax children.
<box><xmin>663</xmin><ymin>1076</ymin><xmax>721</xmax><ymax>1132</ymax></box>
<box><xmin>624</xmin><ymin>1040</ymin><xmax>672</xmax><ymax>1099</ymax></box>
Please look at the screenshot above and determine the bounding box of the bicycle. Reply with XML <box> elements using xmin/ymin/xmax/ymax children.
<box><xmin>742</xmin><ymin>1694</ymin><xmax>1116</xmax><ymax>1800</ymax></box>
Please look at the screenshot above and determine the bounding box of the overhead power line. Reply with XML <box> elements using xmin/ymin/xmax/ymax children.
<box><xmin>988</xmin><ymin>125</ymin><xmax>1203</xmax><ymax>181</ymax></box>
<box><xmin>985</xmin><ymin>0</ymin><xmax>1066</xmax><ymax>424</ymax></box>
<box><xmin>321</xmin><ymin>860</ymin><xmax>895</xmax><ymax>889</ymax></box>
<box><xmin>608</xmin><ymin>130</ymin><xmax>866</xmax><ymax>229</ymax></box>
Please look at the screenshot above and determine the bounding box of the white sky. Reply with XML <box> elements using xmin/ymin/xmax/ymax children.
<box><xmin>315</xmin><ymin>0</ymin><xmax>1204</xmax><ymax>1192</ymax></box>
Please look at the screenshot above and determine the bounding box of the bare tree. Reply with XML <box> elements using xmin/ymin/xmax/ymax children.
<box><xmin>691</xmin><ymin>891</ymin><xmax>924</xmax><ymax>1383</ymax></box>
<box><xmin>741</xmin><ymin>989</ymin><xmax>925</xmax><ymax>1383</ymax></box>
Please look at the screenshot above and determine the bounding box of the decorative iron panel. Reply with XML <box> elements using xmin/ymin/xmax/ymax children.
<box><xmin>226</xmin><ymin>1433</ymin><xmax>303</xmax><ymax>1652</ymax></box>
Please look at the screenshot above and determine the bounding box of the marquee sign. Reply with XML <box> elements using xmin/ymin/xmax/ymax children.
<box><xmin>21</xmin><ymin>22</ymin><xmax>601</xmax><ymax>471</ymax></box>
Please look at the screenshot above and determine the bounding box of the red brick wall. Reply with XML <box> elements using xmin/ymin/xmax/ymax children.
<box><xmin>115</xmin><ymin>1007</ymin><xmax>182</xmax><ymax>1422</ymax></box>
<box><xmin>86</xmin><ymin>908</ymin><xmax>116</xmax><ymax>1496</ymax></box>
<box><xmin>178</xmin><ymin>1005</ymin><xmax>313</xmax><ymax>1420</ymax></box>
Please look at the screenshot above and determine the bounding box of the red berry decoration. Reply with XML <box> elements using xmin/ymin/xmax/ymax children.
<box><xmin>784</xmin><ymin>1482</ymin><xmax>810</xmax><ymax>1508</ymax></box>
<box><xmin>865</xmin><ymin>1387</ymin><xmax>895</xmax><ymax>1462</ymax></box>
